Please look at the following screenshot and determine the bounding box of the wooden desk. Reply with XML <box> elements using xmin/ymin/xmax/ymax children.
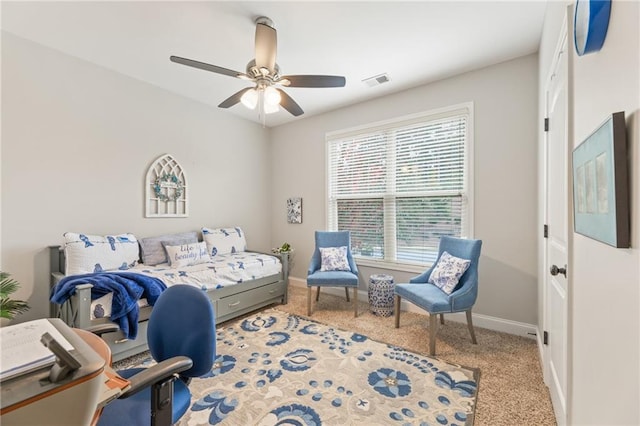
<box><xmin>75</xmin><ymin>328</ymin><xmax>113</xmax><ymax>365</ymax></box>
<box><xmin>0</xmin><ymin>319</ymin><xmax>107</xmax><ymax>425</ymax></box>
<box><xmin>74</xmin><ymin>329</ymin><xmax>112</xmax><ymax>426</ymax></box>
<box><xmin>74</xmin><ymin>328</ymin><xmax>129</xmax><ymax>426</ymax></box>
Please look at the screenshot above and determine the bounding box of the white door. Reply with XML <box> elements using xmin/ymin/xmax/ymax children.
<box><xmin>543</xmin><ymin>25</ymin><xmax>569</xmax><ymax>425</ymax></box>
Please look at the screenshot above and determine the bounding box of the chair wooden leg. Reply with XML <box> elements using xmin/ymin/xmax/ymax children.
<box><xmin>345</xmin><ymin>287</ymin><xmax>350</xmax><ymax>302</ymax></box>
<box><xmin>429</xmin><ymin>314</ymin><xmax>438</xmax><ymax>356</ymax></box>
<box><xmin>307</xmin><ymin>287</ymin><xmax>312</xmax><ymax>316</ymax></box>
<box><xmin>353</xmin><ymin>287</ymin><xmax>358</xmax><ymax>317</ymax></box>
<box><xmin>466</xmin><ymin>309</ymin><xmax>478</xmax><ymax>344</ymax></box>
<box><xmin>394</xmin><ymin>295</ymin><xmax>401</xmax><ymax>328</ymax></box>
<box><xmin>316</xmin><ymin>286</ymin><xmax>320</xmax><ymax>301</ymax></box>
<box><xmin>440</xmin><ymin>314</ymin><xmax>445</xmax><ymax>325</ymax></box>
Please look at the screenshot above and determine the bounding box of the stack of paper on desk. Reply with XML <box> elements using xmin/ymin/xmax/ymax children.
<box><xmin>0</xmin><ymin>319</ymin><xmax>74</xmax><ymax>381</ymax></box>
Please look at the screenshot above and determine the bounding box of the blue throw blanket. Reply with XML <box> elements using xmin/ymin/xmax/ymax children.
<box><xmin>51</xmin><ymin>272</ymin><xmax>167</xmax><ymax>340</ymax></box>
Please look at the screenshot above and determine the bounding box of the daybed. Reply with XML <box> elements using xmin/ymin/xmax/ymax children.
<box><xmin>49</xmin><ymin>227</ymin><xmax>289</xmax><ymax>362</ymax></box>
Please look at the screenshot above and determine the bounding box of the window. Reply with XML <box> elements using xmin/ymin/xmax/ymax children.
<box><xmin>327</xmin><ymin>104</ymin><xmax>473</xmax><ymax>269</ymax></box>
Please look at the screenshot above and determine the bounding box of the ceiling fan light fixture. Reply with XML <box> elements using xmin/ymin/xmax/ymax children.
<box><xmin>171</xmin><ymin>16</ymin><xmax>344</xmax><ymax>120</ymax></box>
<box><xmin>240</xmin><ymin>88</ymin><xmax>258</xmax><ymax>109</ymax></box>
<box><xmin>264</xmin><ymin>86</ymin><xmax>281</xmax><ymax>106</ymax></box>
<box><xmin>264</xmin><ymin>102</ymin><xmax>280</xmax><ymax>114</ymax></box>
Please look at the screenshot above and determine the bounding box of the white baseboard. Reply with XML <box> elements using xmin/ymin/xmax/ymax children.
<box><xmin>289</xmin><ymin>277</ymin><xmax>537</xmax><ymax>340</ymax></box>
<box><xmin>536</xmin><ymin>329</ymin><xmax>546</xmax><ymax>371</ymax></box>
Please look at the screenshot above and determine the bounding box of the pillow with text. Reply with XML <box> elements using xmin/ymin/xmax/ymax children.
<box><xmin>163</xmin><ymin>241</ymin><xmax>211</xmax><ymax>268</ymax></box>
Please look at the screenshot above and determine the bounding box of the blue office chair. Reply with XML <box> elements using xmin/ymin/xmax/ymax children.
<box><xmin>307</xmin><ymin>231</ymin><xmax>359</xmax><ymax>317</ymax></box>
<box><xmin>394</xmin><ymin>236</ymin><xmax>482</xmax><ymax>356</ymax></box>
<box><xmin>97</xmin><ymin>285</ymin><xmax>216</xmax><ymax>426</ymax></box>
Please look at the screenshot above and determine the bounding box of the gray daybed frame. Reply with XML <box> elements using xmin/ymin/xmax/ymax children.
<box><xmin>49</xmin><ymin>246</ymin><xmax>289</xmax><ymax>362</ymax></box>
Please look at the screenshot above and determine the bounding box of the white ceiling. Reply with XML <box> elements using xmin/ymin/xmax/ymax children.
<box><xmin>1</xmin><ymin>1</ymin><xmax>547</xmax><ymax>127</ymax></box>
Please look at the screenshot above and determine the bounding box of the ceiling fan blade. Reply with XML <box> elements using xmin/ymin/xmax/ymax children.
<box><xmin>255</xmin><ymin>22</ymin><xmax>277</xmax><ymax>73</ymax></box>
<box><xmin>170</xmin><ymin>56</ymin><xmax>250</xmax><ymax>79</ymax></box>
<box><xmin>279</xmin><ymin>75</ymin><xmax>346</xmax><ymax>88</ymax></box>
<box><xmin>218</xmin><ymin>87</ymin><xmax>253</xmax><ymax>109</ymax></box>
<box><xmin>276</xmin><ymin>89</ymin><xmax>304</xmax><ymax>117</ymax></box>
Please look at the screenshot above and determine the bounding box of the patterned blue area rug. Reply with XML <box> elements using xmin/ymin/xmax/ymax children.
<box><xmin>127</xmin><ymin>309</ymin><xmax>479</xmax><ymax>425</ymax></box>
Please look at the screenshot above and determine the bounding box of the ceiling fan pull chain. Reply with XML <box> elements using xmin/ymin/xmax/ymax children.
<box><xmin>258</xmin><ymin>90</ymin><xmax>266</xmax><ymax>127</ymax></box>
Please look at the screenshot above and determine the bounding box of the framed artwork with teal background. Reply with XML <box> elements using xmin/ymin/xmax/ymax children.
<box><xmin>572</xmin><ymin>112</ymin><xmax>629</xmax><ymax>248</ymax></box>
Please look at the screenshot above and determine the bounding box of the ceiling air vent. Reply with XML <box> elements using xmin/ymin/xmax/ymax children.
<box><xmin>362</xmin><ymin>73</ymin><xmax>391</xmax><ymax>87</ymax></box>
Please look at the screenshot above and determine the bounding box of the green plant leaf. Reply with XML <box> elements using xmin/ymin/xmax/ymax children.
<box><xmin>1</xmin><ymin>299</ymin><xmax>30</xmax><ymax>319</ymax></box>
<box><xmin>0</xmin><ymin>271</ymin><xmax>29</xmax><ymax>319</ymax></box>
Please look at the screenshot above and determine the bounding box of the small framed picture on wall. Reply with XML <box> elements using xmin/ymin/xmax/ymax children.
<box><xmin>287</xmin><ymin>197</ymin><xmax>302</xmax><ymax>224</ymax></box>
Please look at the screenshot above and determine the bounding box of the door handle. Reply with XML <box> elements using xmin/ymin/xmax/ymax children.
<box><xmin>550</xmin><ymin>264</ymin><xmax>567</xmax><ymax>277</ymax></box>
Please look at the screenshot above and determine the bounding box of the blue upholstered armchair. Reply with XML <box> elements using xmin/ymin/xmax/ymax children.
<box><xmin>307</xmin><ymin>231</ymin><xmax>359</xmax><ymax>317</ymax></box>
<box><xmin>394</xmin><ymin>236</ymin><xmax>482</xmax><ymax>356</ymax></box>
<box><xmin>98</xmin><ymin>285</ymin><xmax>216</xmax><ymax>426</ymax></box>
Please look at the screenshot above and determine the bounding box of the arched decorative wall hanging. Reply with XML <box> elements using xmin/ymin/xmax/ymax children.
<box><xmin>145</xmin><ymin>154</ymin><xmax>188</xmax><ymax>217</ymax></box>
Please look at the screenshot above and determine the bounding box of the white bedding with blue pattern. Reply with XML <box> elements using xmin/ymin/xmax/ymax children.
<box><xmin>89</xmin><ymin>251</ymin><xmax>281</xmax><ymax>320</ymax></box>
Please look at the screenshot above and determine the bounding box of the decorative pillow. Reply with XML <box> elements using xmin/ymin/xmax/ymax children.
<box><xmin>202</xmin><ymin>227</ymin><xmax>247</xmax><ymax>257</ymax></box>
<box><xmin>428</xmin><ymin>251</ymin><xmax>471</xmax><ymax>294</ymax></box>
<box><xmin>163</xmin><ymin>242</ymin><xmax>211</xmax><ymax>268</ymax></box>
<box><xmin>64</xmin><ymin>232</ymin><xmax>139</xmax><ymax>275</ymax></box>
<box><xmin>139</xmin><ymin>231</ymin><xmax>198</xmax><ymax>265</ymax></box>
<box><xmin>319</xmin><ymin>246</ymin><xmax>350</xmax><ymax>271</ymax></box>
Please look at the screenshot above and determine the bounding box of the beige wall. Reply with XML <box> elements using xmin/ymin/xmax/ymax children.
<box><xmin>270</xmin><ymin>54</ymin><xmax>539</xmax><ymax>326</ymax></box>
<box><xmin>539</xmin><ymin>1</ymin><xmax>640</xmax><ymax>424</ymax></box>
<box><xmin>569</xmin><ymin>1</ymin><xmax>640</xmax><ymax>423</ymax></box>
<box><xmin>1</xmin><ymin>32</ymin><xmax>272</xmax><ymax>321</ymax></box>
<box><xmin>3</xmin><ymin>18</ymin><xmax>543</xmax><ymax>331</ymax></box>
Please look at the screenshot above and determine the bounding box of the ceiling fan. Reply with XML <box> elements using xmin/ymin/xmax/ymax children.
<box><xmin>170</xmin><ymin>16</ymin><xmax>346</xmax><ymax>117</ymax></box>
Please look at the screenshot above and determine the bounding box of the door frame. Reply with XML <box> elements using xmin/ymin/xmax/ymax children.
<box><xmin>541</xmin><ymin>11</ymin><xmax>573</xmax><ymax>426</ymax></box>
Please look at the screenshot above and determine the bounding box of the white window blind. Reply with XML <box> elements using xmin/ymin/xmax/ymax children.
<box><xmin>327</xmin><ymin>105</ymin><xmax>472</xmax><ymax>267</ymax></box>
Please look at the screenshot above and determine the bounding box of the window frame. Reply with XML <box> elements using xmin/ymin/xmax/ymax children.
<box><xmin>325</xmin><ymin>102</ymin><xmax>475</xmax><ymax>273</ymax></box>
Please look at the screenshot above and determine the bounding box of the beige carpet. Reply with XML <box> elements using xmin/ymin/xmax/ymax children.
<box><xmin>276</xmin><ymin>285</ymin><xmax>556</xmax><ymax>426</ymax></box>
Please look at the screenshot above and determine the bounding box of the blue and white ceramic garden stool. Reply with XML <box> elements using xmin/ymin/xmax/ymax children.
<box><xmin>368</xmin><ymin>274</ymin><xmax>395</xmax><ymax>317</ymax></box>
